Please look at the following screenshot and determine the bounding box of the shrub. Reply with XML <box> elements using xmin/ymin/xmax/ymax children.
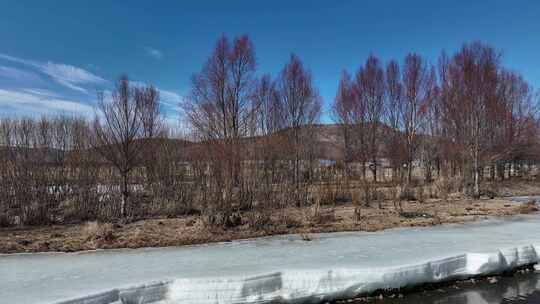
<box><xmin>279</xmin><ymin>211</ymin><xmax>301</xmax><ymax>228</ymax></box>
<box><xmin>308</xmin><ymin>202</ymin><xmax>335</xmax><ymax>224</ymax></box>
<box><xmin>202</xmin><ymin>211</ymin><xmax>243</xmax><ymax>230</ymax></box>
<box><xmin>399</xmin><ymin>186</ymin><xmax>416</xmax><ymax>201</ymax></box>
<box><xmin>361</xmin><ymin>182</ymin><xmax>373</xmax><ymax>207</ymax></box>
<box><xmin>387</xmin><ymin>186</ymin><xmax>403</xmax><ymax>212</ymax></box>
<box><xmin>315</xmin><ymin>184</ymin><xmax>351</xmax><ymax>206</ymax></box>
<box><xmin>353</xmin><ymin>206</ymin><xmax>362</xmax><ymax>222</ymax></box>
<box><xmin>433</xmin><ymin>178</ymin><xmax>451</xmax><ymax>201</ymax></box>
<box><xmin>246</xmin><ymin>211</ymin><xmax>273</xmax><ymax>231</ymax></box>
<box><xmin>416</xmin><ymin>186</ymin><xmax>426</xmax><ymax>203</ymax></box>
<box><xmin>0</xmin><ymin>213</ymin><xmax>11</xmax><ymax>227</ymax></box>
<box><xmin>82</xmin><ymin>221</ymin><xmax>115</xmax><ymax>244</ymax></box>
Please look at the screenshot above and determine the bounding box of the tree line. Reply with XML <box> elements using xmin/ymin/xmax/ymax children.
<box><xmin>0</xmin><ymin>36</ymin><xmax>538</xmax><ymax>228</ymax></box>
<box><xmin>334</xmin><ymin>41</ymin><xmax>538</xmax><ymax>198</ymax></box>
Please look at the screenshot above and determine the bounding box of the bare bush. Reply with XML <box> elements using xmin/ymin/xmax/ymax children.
<box><xmin>433</xmin><ymin>178</ymin><xmax>451</xmax><ymax>202</ymax></box>
<box><xmin>246</xmin><ymin>210</ymin><xmax>272</xmax><ymax>231</ymax></box>
<box><xmin>416</xmin><ymin>186</ymin><xmax>426</xmax><ymax>204</ymax></box>
<box><xmin>82</xmin><ymin>221</ymin><xmax>115</xmax><ymax>247</ymax></box>
<box><xmin>387</xmin><ymin>186</ymin><xmax>403</xmax><ymax>212</ymax></box>
<box><xmin>308</xmin><ymin>203</ymin><xmax>335</xmax><ymax>225</ymax></box>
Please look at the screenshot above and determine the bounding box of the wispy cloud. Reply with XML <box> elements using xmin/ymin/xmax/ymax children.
<box><xmin>0</xmin><ymin>54</ymin><xmax>106</xmax><ymax>94</ymax></box>
<box><xmin>0</xmin><ymin>65</ymin><xmax>37</xmax><ymax>81</ymax></box>
<box><xmin>144</xmin><ymin>46</ymin><xmax>163</xmax><ymax>60</ymax></box>
<box><xmin>158</xmin><ymin>89</ymin><xmax>182</xmax><ymax>108</ymax></box>
<box><xmin>0</xmin><ymin>54</ymin><xmax>30</xmax><ymax>65</ymax></box>
<box><xmin>0</xmin><ymin>88</ymin><xmax>94</xmax><ymax>117</ymax></box>
<box><xmin>21</xmin><ymin>88</ymin><xmax>60</xmax><ymax>98</ymax></box>
<box><xmin>130</xmin><ymin>80</ymin><xmax>181</xmax><ymax>108</ymax></box>
<box><xmin>40</xmin><ymin>62</ymin><xmax>105</xmax><ymax>93</ymax></box>
<box><xmin>0</xmin><ymin>54</ymin><xmax>179</xmax><ymax>120</ymax></box>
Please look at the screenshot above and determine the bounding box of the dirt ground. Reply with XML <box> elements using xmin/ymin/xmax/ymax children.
<box><xmin>1</xmin><ymin>184</ymin><xmax>538</xmax><ymax>254</ymax></box>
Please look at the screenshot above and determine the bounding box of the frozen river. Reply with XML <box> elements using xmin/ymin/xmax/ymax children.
<box><xmin>1</xmin><ymin>197</ymin><xmax>540</xmax><ymax>304</ymax></box>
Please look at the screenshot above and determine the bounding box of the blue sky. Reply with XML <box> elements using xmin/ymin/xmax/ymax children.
<box><xmin>0</xmin><ymin>0</ymin><xmax>539</xmax><ymax>123</ymax></box>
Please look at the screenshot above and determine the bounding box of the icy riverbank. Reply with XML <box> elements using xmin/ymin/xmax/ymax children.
<box><xmin>52</xmin><ymin>245</ymin><xmax>540</xmax><ymax>304</ymax></box>
<box><xmin>2</xmin><ymin>199</ymin><xmax>540</xmax><ymax>304</ymax></box>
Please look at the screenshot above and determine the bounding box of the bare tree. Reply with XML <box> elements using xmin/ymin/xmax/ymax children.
<box><xmin>184</xmin><ymin>35</ymin><xmax>256</xmax><ymax>187</ymax></box>
<box><xmin>252</xmin><ymin>74</ymin><xmax>282</xmax><ymax>184</ymax></box>
<box><xmin>357</xmin><ymin>55</ymin><xmax>385</xmax><ymax>182</ymax></box>
<box><xmin>401</xmin><ymin>53</ymin><xmax>437</xmax><ymax>185</ymax></box>
<box><xmin>275</xmin><ymin>54</ymin><xmax>321</xmax><ymax>187</ymax></box>
<box><xmin>135</xmin><ymin>84</ymin><xmax>162</xmax><ymax>187</ymax></box>
<box><xmin>384</xmin><ymin>60</ymin><xmax>405</xmax><ymax>181</ymax></box>
<box><xmin>253</xmin><ymin>74</ymin><xmax>281</xmax><ymax>137</ymax></box>
<box><xmin>93</xmin><ymin>75</ymin><xmax>161</xmax><ymax>217</ymax></box>
<box><xmin>136</xmin><ymin>85</ymin><xmax>162</xmax><ymax>138</ymax></box>
<box><xmin>183</xmin><ymin>34</ymin><xmax>257</xmax><ymax>225</ymax></box>
<box><xmin>332</xmin><ymin>70</ymin><xmax>356</xmax><ymax>177</ymax></box>
<box><xmin>493</xmin><ymin>70</ymin><xmax>538</xmax><ymax>177</ymax></box>
<box><xmin>439</xmin><ymin>42</ymin><xmax>499</xmax><ymax>197</ymax></box>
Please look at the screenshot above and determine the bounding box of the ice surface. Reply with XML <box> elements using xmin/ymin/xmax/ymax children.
<box><xmin>2</xmin><ymin>198</ymin><xmax>540</xmax><ymax>304</ymax></box>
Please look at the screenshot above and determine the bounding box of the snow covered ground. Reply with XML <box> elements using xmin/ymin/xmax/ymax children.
<box><xmin>2</xmin><ymin>198</ymin><xmax>540</xmax><ymax>304</ymax></box>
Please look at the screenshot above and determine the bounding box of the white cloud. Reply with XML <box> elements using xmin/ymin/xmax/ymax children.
<box><xmin>0</xmin><ymin>89</ymin><xmax>94</xmax><ymax>117</ymax></box>
<box><xmin>0</xmin><ymin>65</ymin><xmax>41</xmax><ymax>82</ymax></box>
<box><xmin>0</xmin><ymin>54</ymin><xmax>105</xmax><ymax>94</ymax></box>
<box><xmin>144</xmin><ymin>46</ymin><xmax>163</xmax><ymax>60</ymax></box>
<box><xmin>0</xmin><ymin>54</ymin><xmax>181</xmax><ymax>120</ymax></box>
<box><xmin>40</xmin><ymin>62</ymin><xmax>105</xmax><ymax>93</ymax></box>
<box><xmin>158</xmin><ymin>89</ymin><xmax>182</xmax><ymax>108</ymax></box>
<box><xmin>21</xmin><ymin>88</ymin><xmax>60</xmax><ymax>98</ymax></box>
<box><xmin>0</xmin><ymin>54</ymin><xmax>30</xmax><ymax>65</ymax></box>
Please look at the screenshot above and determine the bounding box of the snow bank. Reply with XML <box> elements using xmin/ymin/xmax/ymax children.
<box><xmin>57</xmin><ymin>245</ymin><xmax>539</xmax><ymax>304</ymax></box>
<box><xmin>119</xmin><ymin>281</ymin><xmax>170</xmax><ymax>304</ymax></box>
<box><xmin>55</xmin><ymin>289</ymin><xmax>119</xmax><ymax>304</ymax></box>
<box><xmin>54</xmin><ymin>281</ymin><xmax>171</xmax><ymax>304</ymax></box>
<box><xmin>166</xmin><ymin>246</ymin><xmax>539</xmax><ymax>303</ymax></box>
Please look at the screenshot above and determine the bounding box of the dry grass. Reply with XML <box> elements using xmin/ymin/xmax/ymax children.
<box><xmin>1</xmin><ymin>180</ymin><xmax>538</xmax><ymax>254</ymax></box>
<box><xmin>0</xmin><ymin>194</ymin><xmax>536</xmax><ymax>254</ymax></box>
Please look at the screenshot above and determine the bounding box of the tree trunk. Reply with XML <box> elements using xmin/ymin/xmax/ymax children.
<box><xmin>362</xmin><ymin>161</ymin><xmax>367</xmax><ymax>181</ymax></box>
<box><xmin>425</xmin><ymin>162</ymin><xmax>432</xmax><ymax>183</ymax></box>
<box><xmin>372</xmin><ymin>158</ymin><xmax>377</xmax><ymax>183</ymax></box>
<box><xmin>121</xmin><ymin>171</ymin><xmax>129</xmax><ymax>217</ymax></box>
<box><xmin>473</xmin><ymin>149</ymin><xmax>480</xmax><ymax>199</ymax></box>
<box><xmin>407</xmin><ymin>160</ymin><xmax>413</xmax><ymax>185</ymax></box>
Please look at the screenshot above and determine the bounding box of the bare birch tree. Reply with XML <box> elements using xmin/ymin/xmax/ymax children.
<box><xmin>401</xmin><ymin>53</ymin><xmax>437</xmax><ymax>185</ymax></box>
<box><xmin>93</xmin><ymin>75</ymin><xmax>161</xmax><ymax>217</ymax></box>
<box><xmin>357</xmin><ymin>55</ymin><xmax>385</xmax><ymax>182</ymax></box>
<box><xmin>275</xmin><ymin>54</ymin><xmax>321</xmax><ymax>187</ymax></box>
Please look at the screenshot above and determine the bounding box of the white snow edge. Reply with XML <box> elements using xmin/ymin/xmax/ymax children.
<box><xmin>55</xmin><ymin>244</ymin><xmax>540</xmax><ymax>304</ymax></box>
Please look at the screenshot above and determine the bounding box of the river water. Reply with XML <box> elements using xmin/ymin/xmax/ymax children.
<box><xmin>368</xmin><ymin>270</ymin><xmax>540</xmax><ymax>304</ymax></box>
